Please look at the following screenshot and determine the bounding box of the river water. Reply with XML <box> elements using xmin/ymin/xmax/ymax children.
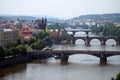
<box><xmin>0</xmin><ymin>33</ymin><xmax>120</xmax><ymax>80</ymax></box>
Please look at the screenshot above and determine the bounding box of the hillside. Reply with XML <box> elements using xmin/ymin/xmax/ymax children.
<box><xmin>0</xmin><ymin>15</ymin><xmax>35</xmax><ymax>21</ymax></box>
<box><xmin>0</xmin><ymin>15</ymin><xmax>62</xmax><ymax>23</ymax></box>
<box><xmin>72</xmin><ymin>13</ymin><xmax>120</xmax><ymax>22</ymax></box>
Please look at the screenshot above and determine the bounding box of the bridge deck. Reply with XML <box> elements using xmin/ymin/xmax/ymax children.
<box><xmin>28</xmin><ymin>50</ymin><xmax>120</xmax><ymax>55</ymax></box>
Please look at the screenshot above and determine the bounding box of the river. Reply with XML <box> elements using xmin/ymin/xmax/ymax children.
<box><xmin>0</xmin><ymin>32</ymin><xmax>120</xmax><ymax>80</ymax></box>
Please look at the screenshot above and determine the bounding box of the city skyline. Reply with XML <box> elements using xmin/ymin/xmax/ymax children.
<box><xmin>0</xmin><ymin>0</ymin><xmax>120</xmax><ymax>19</ymax></box>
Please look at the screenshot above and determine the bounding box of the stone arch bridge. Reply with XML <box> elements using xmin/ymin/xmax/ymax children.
<box><xmin>70</xmin><ymin>35</ymin><xmax>120</xmax><ymax>46</ymax></box>
<box><xmin>28</xmin><ymin>50</ymin><xmax>120</xmax><ymax>63</ymax></box>
<box><xmin>64</xmin><ymin>28</ymin><xmax>120</xmax><ymax>45</ymax></box>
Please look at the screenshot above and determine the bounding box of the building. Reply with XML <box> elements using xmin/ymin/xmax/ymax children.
<box><xmin>0</xmin><ymin>28</ymin><xmax>18</xmax><ymax>47</ymax></box>
<box><xmin>114</xmin><ymin>22</ymin><xmax>120</xmax><ymax>26</ymax></box>
<box><xmin>59</xmin><ymin>28</ymin><xmax>67</xmax><ymax>37</ymax></box>
<box><xmin>85</xmin><ymin>21</ymin><xmax>96</xmax><ymax>27</ymax></box>
<box><xmin>49</xmin><ymin>29</ymin><xmax>58</xmax><ymax>37</ymax></box>
<box><xmin>19</xmin><ymin>25</ymin><xmax>33</xmax><ymax>40</ymax></box>
<box><xmin>33</xmin><ymin>18</ymin><xmax>47</xmax><ymax>30</ymax></box>
<box><xmin>14</xmin><ymin>18</ymin><xmax>22</xmax><ymax>29</ymax></box>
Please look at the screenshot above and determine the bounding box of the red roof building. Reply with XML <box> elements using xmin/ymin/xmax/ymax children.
<box><xmin>19</xmin><ymin>25</ymin><xmax>33</xmax><ymax>40</ymax></box>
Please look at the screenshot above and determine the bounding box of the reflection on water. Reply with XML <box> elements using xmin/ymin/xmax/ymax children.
<box><xmin>0</xmin><ymin>33</ymin><xmax>120</xmax><ymax>80</ymax></box>
<box><xmin>0</xmin><ymin>64</ymin><xmax>27</xmax><ymax>78</ymax></box>
<box><xmin>0</xmin><ymin>55</ymin><xmax>120</xmax><ymax>80</ymax></box>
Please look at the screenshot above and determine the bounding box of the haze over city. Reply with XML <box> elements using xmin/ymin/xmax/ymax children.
<box><xmin>0</xmin><ymin>0</ymin><xmax>120</xmax><ymax>19</ymax></box>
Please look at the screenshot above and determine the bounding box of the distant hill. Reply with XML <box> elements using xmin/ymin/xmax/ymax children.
<box><xmin>0</xmin><ymin>15</ymin><xmax>62</xmax><ymax>23</ymax></box>
<box><xmin>0</xmin><ymin>15</ymin><xmax>35</xmax><ymax>21</ymax></box>
<box><xmin>71</xmin><ymin>13</ymin><xmax>120</xmax><ymax>22</ymax></box>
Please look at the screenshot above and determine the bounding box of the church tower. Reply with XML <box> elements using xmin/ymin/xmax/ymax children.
<box><xmin>33</xmin><ymin>17</ymin><xmax>47</xmax><ymax>30</ymax></box>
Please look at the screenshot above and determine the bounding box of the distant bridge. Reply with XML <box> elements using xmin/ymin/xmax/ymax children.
<box><xmin>70</xmin><ymin>36</ymin><xmax>120</xmax><ymax>46</ymax></box>
<box><xmin>28</xmin><ymin>50</ymin><xmax>120</xmax><ymax>63</ymax></box>
<box><xmin>50</xmin><ymin>28</ymin><xmax>120</xmax><ymax>46</ymax></box>
<box><xmin>65</xmin><ymin>28</ymin><xmax>91</xmax><ymax>35</ymax></box>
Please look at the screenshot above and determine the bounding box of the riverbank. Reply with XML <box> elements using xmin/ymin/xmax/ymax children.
<box><xmin>0</xmin><ymin>55</ymin><xmax>30</xmax><ymax>68</ymax></box>
<box><xmin>0</xmin><ymin>52</ymin><xmax>53</xmax><ymax>68</ymax></box>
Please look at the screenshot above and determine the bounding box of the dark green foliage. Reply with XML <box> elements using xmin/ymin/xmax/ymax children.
<box><xmin>4</xmin><ymin>49</ymin><xmax>10</xmax><ymax>57</ymax></box>
<box><xmin>0</xmin><ymin>45</ymin><xmax>27</xmax><ymax>59</ymax></box>
<box><xmin>91</xmin><ymin>26</ymin><xmax>120</xmax><ymax>36</ymax></box>
<box><xmin>5</xmin><ymin>42</ymin><xmax>16</xmax><ymax>49</ymax></box>
<box><xmin>48</xmin><ymin>23</ymin><xmax>63</xmax><ymax>31</ymax></box>
<box><xmin>38</xmin><ymin>30</ymin><xmax>49</xmax><ymax>39</ymax></box>
<box><xmin>31</xmin><ymin>43</ymin><xmax>37</xmax><ymax>50</ymax></box>
<box><xmin>28</xmin><ymin>38</ymin><xmax>36</xmax><ymax>45</ymax></box>
<box><xmin>10</xmin><ymin>47</ymin><xmax>19</xmax><ymax>56</ymax></box>
<box><xmin>23</xmin><ymin>38</ymin><xmax>36</xmax><ymax>46</ymax></box>
<box><xmin>111</xmin><ymin>77</ymin><xmax>114</xmax><ymax>80</ymax></box>
<box><xmin>43</xmin><ymin>36</ymin><xmax>53</xmax><ymax>46</ymax></box>
<box><xmin>0</xmin><ymin>46</ymin><xmax>4</xmax><ymax>59</ymax></box>
<box><xmin>116</xmin><ymin>73</ymin><xmax>120</xmax><ymax>80</ymax></box>
<box><xmin>16</xmin><ymin>38</ymin><xmax>22</xmax><ymax>45</ymax></box>
<box><xmin>31</xmin><ymin>30</ymin><xmax>53</xmax><ymax>50</ymax></box>
<box><xmin>16</xmin><ymin>45</ymin><xmax>27</xmax><ymax>56</ymax></box>
<box><xmin>31</xmin><ymin>40</ymin><xmax>45</xmax><ymax>50</ymax></box>
<box><xmin>111</xmin><ymin>72</ymin><xmax>120</xmax><ymax>80</ymax></box>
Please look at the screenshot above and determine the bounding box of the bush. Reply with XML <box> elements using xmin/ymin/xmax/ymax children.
<box><xmin>111</xmin><ymin>72</ymin><xmax>120</xmax><ymax>80</ymax></box>
<box><xmin>0</xmin><ymin>46</ymin><xmax>4</xmax><ymax>59</ymax></box>
<box><xmin>16</xmin><ymin>45</ymin><xmax>27</xmax><ymax>56</ymax></box>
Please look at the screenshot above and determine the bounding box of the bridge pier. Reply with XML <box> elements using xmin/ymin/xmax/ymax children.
<box><xmin>101</xmin><ymin>41</ymin><xmax>106</xmax><ymax>45</ymax></box>
<box><xmin>100</xmin><ymin>53</ymin><xmax>107</xmax><ymax>64</ymax></box>
<box><xmin>72</xmin><ymin>31</ymin><xmax>76</xmax><ymax>35</ymax></box>
<box><xmin>60</xmin><ymin>52</ymin><xmax>69</xmax><ymax>63</ymax></box>
<box><xmin>70</xmin><ymin>35</ymin><xmax>75</xmax><ymax>45</ymax></box>
<box><xmin>85</xmin><ymin>40</ymin><xmax>90</xmax><ymax>46</ymax></box>
<box><xmin>85</xmin><ymin>36</ymin><xmax>90</xmax><ymax>46</ymax></box>
<box><xmin>118</xmin><ymin>40</ymin><xmax>120</xmax><ymax>45</ymax></box>
<box><xmin>85</xmin><ymin>31</ymin><xmax>89</xmax><ymax>36</ymax></box>
<box><xmin>116</xmin><ymin>41</ymin><xmax>119</xmax><ymax>45</ymax></box>
<box><xmin>71</xmin><ymin>39</ymin><xmax>75</xmax><ymax>45</ymax></box>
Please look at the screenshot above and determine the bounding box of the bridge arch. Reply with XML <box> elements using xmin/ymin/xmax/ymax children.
<box><xmin>105</xmin><ymin>39</ymin><xmax>117</xmax><ymax>45</ymax></box>
<box><xmin>90</xmin><ymin>39</ymin><xmax>101</xmax><ymax>45</ymax></box>
<box><xmin>89</xmin><ymin>38</ymin><xmax>102</xmax><ymax>45</ymax></box>
<box><xmin>75</xmin><ymin>31</ymin><xmax>86</xmax><ymax>35</ymax></box>
<box><xmin>69</xmin><ymin>54</ymin><xmax>100</xmax><ymax>62</ymax></box>
<box><xmin>75</xmin><ymin>39</ymin><xmax>86</xmax><ymax>45</ymax></box>
<box><xmin>67</xmin><ymin>31</ymin><xmax>90</xmax><ymax>36</ymax></box>
<box><xmin>67</xmin><ymin>32</ymin><xmax>73</xmax><ymax>35</ymax></box>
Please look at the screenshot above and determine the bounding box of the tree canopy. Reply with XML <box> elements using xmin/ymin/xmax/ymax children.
<box><xmin>111</xmin><ymin>72</ymin><xmax>120</xmax><ymax>80</ymax></box>
<box><xmin>91</xmin><ymin>26</ymin><xmax>120</xmax><ymax>36</ymax></box>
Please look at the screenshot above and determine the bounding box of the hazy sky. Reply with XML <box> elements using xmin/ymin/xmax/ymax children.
<box><xmin>0</xmin><ymin>0</ymin><xmax>120</xmax><ymax>18</ymax></box>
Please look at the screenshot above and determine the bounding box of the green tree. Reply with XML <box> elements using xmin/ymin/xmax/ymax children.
<box><xmin>31</xmin><ymin>40</ymin><xmax>45</xmax><ymax>50</ymax></box>
<box><xmin>23</xmin><ymin>38</ymin><xmax>36</xmax><ymax>45</ymax></box>
<box><xmin>16</xmin><ymin>45</ymin><xmax>27</xmax><ymax>56</ymax></box>
<box><xmin>23</xmin><ymin>39</ymin><xmax>28</xmax><ymax>45</ymax></box>
<box><xmin>16</xmin><ymin>38</ymin><xmax>22</xmax><ymax>45</ymax></box>
<box><xmin>116</xmin><ymin>73</ymin><xmax>120</xmax><ymax>80</ymax></box>
<box><xmin>111</xmin><ymin>72</ymin><xmax>120</xmax><ymax>80</ymax></box>
<box><xmin>31</xmin><ymin>43</ymin><xmax>37</xmax><ymax>50</ymax></box>
<box><xmin>10</xmin><ymin>47</ymin><xmax>19</xmax><ymax>56</ymax></box>
<box><xmin>36</xmin><ymin>40</ymin><xmax>45</xmax><ymax>50</ymax></box>
<box><xmin>48</xmin><ymin>23</ymin><xmax>63</xmax><ymax>30</ymax></box>
<box><xmin>0</xmin><ymin>46</ymin><xmax>4</xmax><ymax>59</ymax></box>
<box><xmin>28</xmin><ymin>38</ymin><xmax>36</xmax><ymax>45</ymax></box>
<box><xmin>4</xmin><ymin>49</ymin><xmax>10</xmax><ymax>57</ymax></box>
<box><xmin>43</xmin><ymin>36</ymin><xmax>53</xmax><ymax>46</ymax></box>
<box><xmin>6</xmin><ymin>42</ymin><xmax>17</xmax><ymax>48</ymax></box>
<box><xmin>92</xmin><ymin>26</ymin><xmax>120</xmax><ymax>36</ymax></box>
<box><xmin>38</xmin><ymin>30</ymin><xmax>49</xmax><ymax>39</ymax></box>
